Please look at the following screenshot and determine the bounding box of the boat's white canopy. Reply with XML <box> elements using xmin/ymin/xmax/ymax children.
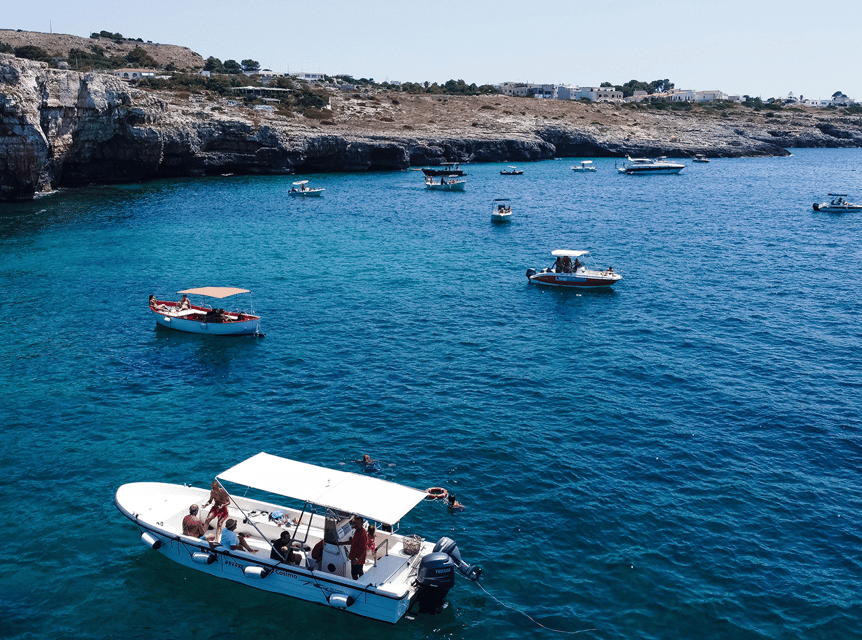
<box><xmin>217</xmin><ymin>453</ymin><xmax>428</xmax><ymax>525</ymax></box>
<box><xmin>293</xmin><ymin>180</ymin><xmax>309</xmax><ymax>185</ymax></box>
<box><xmin>178</xmin><ymin>287</ymin><xmax>250</xmax><ymax>298</ymax></box>
<box><xmin>551</xmin><ymin>249</ymin><xmax>590</xmax><ymax>257</ymax></box>
<box><xmin>580</xmin><ymin>160</ymin><xmax>593</xmax><ymax>164</ymax></box>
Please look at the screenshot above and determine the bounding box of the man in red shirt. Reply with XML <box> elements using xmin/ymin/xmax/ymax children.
<box><xmin>182</xmin><ymin>504</ymin><xmax>206</xmax><ymax>538</ymax></box>
<box><xmin>343</xmin><ymin>516</ymin><xmax>369</xmax><ymax>579</ymax></box>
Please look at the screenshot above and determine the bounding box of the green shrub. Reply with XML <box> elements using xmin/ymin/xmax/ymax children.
<box><xmin>14</xmin><ymin>45</ymin><xmax>53</xmax><ymax>63</ymax></box>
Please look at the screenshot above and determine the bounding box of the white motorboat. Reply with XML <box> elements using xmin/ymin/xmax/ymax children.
<box><xmin>500</xmin><ymin>166</ymin><xmax>524</xmax><ymax>175</ymax></box>
<box><xmin>692</xmin><ymin>154</ymin><xmax>710</xmax><ymax>163</ymax></box>
<box><xmin>571</xmin><ymin>161</ymin><xmax>597</xmax><ymax>172</ymax></box>
<box><xmin>813</xmin><ymin>194</ymin><xmax>862</xmax><ymax>212</ymax></box>
<box><xmin>425</xmin><ymin>175</ymin><xmax>466</xmax><ymax>191</ymax></box>
<box><xmin>289</xmin><ymin>180</ymin><xmax>325</xmax><ymax>196</ymax></box>
<box><xmin>115</xmin><ymin>453</ymin><xmax>481</xmax><ymax>623</ymax></box>
<box><xmin>526</xmin><ymin>249</ymin><xmax>622</xmax><ymax>289</ymax></box>
<box><xmin>491</xmin><ymin>198</ymin><xmax>512</xmax><ymax>222</ymax></box>
<box><xmin>617</xmin><ymin>156</ymin><xmax>685</xmax><ymax>175</ymax></box>
<box><xmin>149</xmin><ymin>287</ymin><xmax>262</xmax><ymax>336</ymax></box>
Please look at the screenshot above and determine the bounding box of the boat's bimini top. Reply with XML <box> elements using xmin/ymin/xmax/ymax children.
<box><xmin>551</xmin><ymin>249</ymin><xmax>590</xmax><ymax>258</ymax></box>
<box><xmin>293</xmin><ymin>180</ymin><xmax>309</xmax><ymax>185</ymax></box>
<box><xmin>217</xmin><ymin>452</ymin><xmax>428</xmax><ymax>526</ymax></box>
<box><xmin>177</xmin><ymin>287</ymin><xmax>250</xmax><ymax>298</ymax></box>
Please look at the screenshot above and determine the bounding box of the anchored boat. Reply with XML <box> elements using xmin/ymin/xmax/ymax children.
<box><xmin>289</xmin><ymin>180</ymin><xmax>325</xmax><ymax>196</ymax></box>
<box><xmin>115</xmin><ymin>453</ymin><xmax>481</xmax><ymax>623</ymax></box>
<box><xmin>617</xmin><ymin>156</ymin><xmax>685</xmax><ymax>175</ymax></box>
<box><xmin>813</xmin><ymin>194</ymin><xmax>862</xmax><ymax>212</ymax></box>
<box><xmin>500</xmin><ymin>166</ymin><xmax>524</xmax><ymax>175</ymax></box>
<box><xmin>149</xmin><ymin>287</ymin><xmax>261</xmax><ymax>335</ymax></box>
<box><xmin>425</xmin><ymin>175</ymin><xmax>466</xmax><ymax>191</ymax></box>
<box><xmin>491</xmin><ymin>198</ymin><xmax>512</xmax><ymax>222</ymax></box>
<box><xmin>421</xmin><ymin>162</ymin><xmax>464</xmax><ymax>177</ymax></box>
<box><xmin>527</xmin><ymin>250</ymin><xmax>622</xmax><ymax>289</ymax></box>
<box><xmin>571</xmin><ymin>161</ymin><xmax>597</xmax><ymax>172</ymax></box>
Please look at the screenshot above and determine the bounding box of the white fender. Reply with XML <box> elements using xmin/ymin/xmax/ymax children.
<box><xmin>140</xmin><ymin>532</ymin><xmax>162</xmax><ymax>549</ymax></box>
<box><xmin>328</xmin><ymin>593</ymin><xmax>353</xmax><ymax>608</ymax></box>
<box><xmin>243</xmin><ymin>566</ymin><xmax>270</xmax><ymax>579</ymax></box>
<box><xmin>192</xmin><ymin>552</ymin><xmax>217</xmax><ymax>565</ymax></box>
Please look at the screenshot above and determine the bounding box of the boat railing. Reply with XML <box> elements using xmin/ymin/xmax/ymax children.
<box><xmin>372</xmin><ymin>537</ymin><xmax>390</xmax><ymax>567</ymax></box>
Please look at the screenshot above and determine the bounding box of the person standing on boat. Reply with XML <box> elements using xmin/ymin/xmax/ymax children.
<box><xmin>182</xmin><ymin>504</ymin><xmax>206</xmax><ymax>537</ymax></box>
<box><xmin>203</xmin><ymin>480</ymin><xmax>230</xmax><ymax>538</ymax></box>
<box><xmin>339</xmin><ymin>516</ymin><xmax>370</xmax><ymax>579</ymax></box>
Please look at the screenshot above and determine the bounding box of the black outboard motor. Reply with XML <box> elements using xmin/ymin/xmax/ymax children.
<box><xmin>415</xmin><ymin>552</ymin><xmax>455</xmax><ymax>614</ymax></box>
<box><xmin>433</xmin><ymin>537</ymin><xmax>482</xmax><ymax>581</ymax></box>
<box><xmin>526</xmin><ymin>268</ymin><xmax>537</xmax><ymax>280</ymax></box>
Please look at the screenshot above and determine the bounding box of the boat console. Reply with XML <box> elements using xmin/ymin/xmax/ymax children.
<box><xmin>320</xmin><ymin>514</ymin><xmax>352</xmax><ymax>576</ymax></box>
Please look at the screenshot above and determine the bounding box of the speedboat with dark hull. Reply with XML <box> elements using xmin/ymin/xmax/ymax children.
<box><xmin>527</xmin><ymin>250</ymin><xmax>622</xmax><ymax>289</ymax></box>
<box><xmin>421</xmin><ymin>163</ymin><xmax>464</xmax><ymax>177</ymax></box>
<box><xmin>115</xmin><ymin>453</ymin><xmax>481</xmax><ymax>623</ymax></box>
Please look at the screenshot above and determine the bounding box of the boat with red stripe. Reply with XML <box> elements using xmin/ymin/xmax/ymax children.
<box><xmin>526</xmin><ymin>249</ymin><xmax>622</xmax><ymax>289</ymax></box>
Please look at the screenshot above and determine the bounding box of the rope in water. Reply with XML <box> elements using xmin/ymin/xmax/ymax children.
<box><xmin>475</xmin><ymin>581</ymin><xmax>597</xmax><ymax>635</ymax></box>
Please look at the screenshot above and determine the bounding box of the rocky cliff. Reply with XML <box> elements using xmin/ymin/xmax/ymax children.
<box><xmin>2</xmin><ymin>54</ymin><xmax>861</xmax><ymax>201</ymax></box>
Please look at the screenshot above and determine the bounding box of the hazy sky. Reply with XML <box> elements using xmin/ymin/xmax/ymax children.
<box><xmin>5</xmin><ymin>0</ymin><xmax>859</xmax><ymax>100</ymax></box>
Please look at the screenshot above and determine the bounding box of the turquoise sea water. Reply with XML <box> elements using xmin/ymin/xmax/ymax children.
<box><xmin>1</xmin><ymin>149</ymin><xmax>861</xmax><ymax>639</ymax></box>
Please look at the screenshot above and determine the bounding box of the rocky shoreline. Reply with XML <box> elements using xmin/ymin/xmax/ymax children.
<box><xmin>2</xmin><ymin>54</ymin><xmax>862</xmax><ymax>201</ymax></box>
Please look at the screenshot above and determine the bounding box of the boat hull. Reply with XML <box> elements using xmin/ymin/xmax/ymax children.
<box><xmin>289</xmin><ymin>189</ymin><xmax>325</xmax><ymax>197</ymax></box>
<box><xmin>425</xmin><ymin>182</ymin><xmax>466</xmax><ymax>191</ymax></box>
<box><xmin>154</xmin><ymin>312</ymin><xmax>261</xmax><ymax>335</ymax></box>
<box><xmin>814</xmin><ymin>203</ymin><xmax>862</xmax><ymax>212</ymax></box>
<box><xmin>491</xmin><ymin>213</ymin><xmax>512</xmax><ymax>222</ymax></box>
<box><xmin>528</xmin><ymin>271</ymin><xmax>620</xmax><ymax>288</ymax></box>
<box><xmin>115</xmin><ymin>482</ymin><xmax>415</xmax><ymax>624</ymax></box>
<box><xmin>618</xmin><ymin>166</ymin><xmax>684</xmax><ymax>175</ymax></box>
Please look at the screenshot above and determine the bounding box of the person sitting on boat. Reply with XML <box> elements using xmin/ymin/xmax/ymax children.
<box><xmin>202</xmin><ymin>480</ymin><xmax>230</xmax><ymax>538</ymax></box>
<box><xmin>149</xmin><ymin>295</ymin><xmax>169</xmax><ymax>312</ymax></box>
<box><xmin>561</xmin><ymin>255</ymin><xmax>573</xmax><ymax>273</ymax></box>
<box><xmin>573</xmin><ymin>258</ymin><xmax>581</xmax><ymax>272</ymax></box>
<box><xmin>182</xmin><ymin>504</ymin><xmax>207</xmax><ymax>538</ymax></box>
<box><xmin>219</xmin><ymin>519</ymin><xmax>257</xmax><ymax>553</ymax></box>
<box><xmin>177</xmin><ymin>294</ymin><xmax>191</xmax><ymax>311</ymax></box>
<box><xmin>309</xmin><ymin>539</ymin><xmax>324</xmax><ymax>570</ymax></box>
<box><xmin>270</xmin><ymin>531</ymin><xmax>300</xmax><ymax>564</ymax></box>
<box><xmin>338</xmin><ymin>516</ymin><xmax>370</xmax><ymax>579</ymax></box>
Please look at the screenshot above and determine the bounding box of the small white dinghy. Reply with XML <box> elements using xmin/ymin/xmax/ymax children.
<box><xmin>289</xmin><ymin>179</ymin><xmax>325</xmax><ymax>196</ymax></box>
<box><xmin>115</xmin><ymin>453</ymin><xmax>481</xmax><ymax>623</ymax></box>
<box><xmin>149</xmin><ymin>287</ymin><xmax>261</xmax><ymax>336</ymax></box>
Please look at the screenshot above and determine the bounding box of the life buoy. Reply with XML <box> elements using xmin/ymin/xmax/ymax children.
<box><xmin>426</xmin><ymin>487</ymin><xmax>448</xmax><ymax>500</ymax></box>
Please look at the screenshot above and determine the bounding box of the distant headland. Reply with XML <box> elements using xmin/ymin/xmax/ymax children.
<box><xmin>2</xmin><ymin>30</ymin><xmax>862</xmax><ymax>201</ymax></box>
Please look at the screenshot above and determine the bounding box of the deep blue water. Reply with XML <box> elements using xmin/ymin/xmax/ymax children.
<box><xmin>1</xmin><ymin>149</ymin><xmax>861</xmax><ymax>639</ymax></box>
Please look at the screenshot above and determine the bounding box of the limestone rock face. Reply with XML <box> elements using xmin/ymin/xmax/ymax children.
<box><xmin>3</xmin><ymin>53</ymin><xmax>862</xmax><ymax>201</ymax></box>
